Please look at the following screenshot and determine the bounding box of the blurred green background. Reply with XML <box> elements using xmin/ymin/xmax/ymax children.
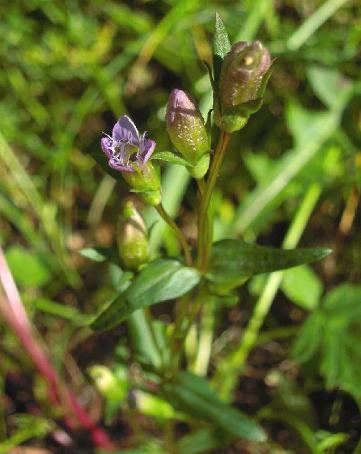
<box><xmin>1</xmin><ymin>0</ymin><xmax>361</xmax><ymax>452</ymax></box>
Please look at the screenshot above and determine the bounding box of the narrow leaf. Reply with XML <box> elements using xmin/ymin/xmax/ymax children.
<box><xmin>91</xmin><ymin>259</ymin><xmax>200</xmax><ymax>330</ymax></box>
<box><xmin>80</xmin><ymin>247</ymin><xmax>121</xmax><ymax>265</ymax></box>
<box><xmin>90</xmin><ymin>294</ymin><xmax>129</xmax><ymax>331</ymax></box>
<box><xmin>281</xmin><ymin>265</ymin><xmax>323</xmax><ymax>310</ymax></box>
<box><xmin>126</xmin><ymin>259</ymin><xmax>200</xmax><ymax>310</ymax></box>
<box><xmin>208</xmin><ymin>239</ymin><xmax>331</xmax><ymax>290</ymax></box>
<box><xmin>151</xmin><ymin>151</ymin><xmax>191</xmax><ymax>167</ymax></box>
<box><xmin>163</xmin><ymin>372</ymin><xmax>266</xmax><ymax>442</ymax></box>
<box><xmin>213</xmin><ymin>12</ymin><xmax>231</xmax><ymax>88</ymax></box>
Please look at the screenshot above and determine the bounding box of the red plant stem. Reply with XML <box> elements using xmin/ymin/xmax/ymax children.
<box><xmin>0</xmin><ymin>246</ymin><xmax>115</xmax><ymax>450</ymax></box>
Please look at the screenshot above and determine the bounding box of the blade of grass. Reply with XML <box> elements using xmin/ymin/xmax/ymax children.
<box><xmin>147</xmin><ymin>165</ymin><xmax>190</xmax><ymax>256</ymax></box>
<box><xmin>0</xmin><ymin>132</ymin><xmax>78</xmax><ymax>284</ymax></box>
<box><xmin>227</xmin><ymin>110</ymin><xmax>339</xmax><ymax>236</ymax></box>
<box><xmin>287</xmin><ymin>0</ymin><xmax>350</xmax><ymax>51</ymax></box>
<box><xmin>128</xmin><ymin>0</ymin><xmax>199</xmax><ymax>75</ymax></box>
<box><xmin>236</xmin><ymin>0</ymin><xmax>273</xmax><ymax>42</ymax></box>
<box><xmin>215</xmin><ymin>183</ymin><xmax>322</xmax><ymax>400</ymax></box>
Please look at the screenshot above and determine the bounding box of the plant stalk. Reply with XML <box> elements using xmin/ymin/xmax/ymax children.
<box><xmin>155</xmin><ymin>203</ymin><xmax>192</xmax><ymax>266</ymax></box>
<box><xmin>197</xmin><ymin>130</ymin><xmax>231</xmax><ymax>272</ymax></box>
<box><xmin>169</xmin><ymin>132</ymin><xmax>231</xmax><ymax>373</ymax></box>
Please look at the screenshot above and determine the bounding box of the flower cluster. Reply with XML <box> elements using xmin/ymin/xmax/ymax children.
<box><xmin>99</xmin><ymin>36</ymin><xmax>271</xmax><ymax>213</ymax></box>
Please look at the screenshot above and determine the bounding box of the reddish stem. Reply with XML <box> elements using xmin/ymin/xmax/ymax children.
<box><xmin>0</xmin><ymin>246</ymin><xmax>115</xmax><ymax>450</ymax></box>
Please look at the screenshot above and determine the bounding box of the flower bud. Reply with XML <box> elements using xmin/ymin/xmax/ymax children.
<box><xmin>166</xmin><ymin>89</ymin><xmax>209</xmax><ymax>178</ymax></box>
<box><xmin>117</xmin><ymin>200</ymin><xmax>150</xmax><ymax>270</ymax></box>
<box><xmin>216</xmin><ymin>41</ymin><xmax>271</xmax><ymax>132</ymax></box>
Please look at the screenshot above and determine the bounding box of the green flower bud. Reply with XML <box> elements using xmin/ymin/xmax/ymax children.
<box><xmin>166</xmin><ymin>89</ymin><xmax>210</xmax><ymax>178</ymax></box>
<box><xmin>216</xmin><ymin>41</ymin><xmax>271</xmax><ymax>132</ymax></box>
<box><xmin>117</xmin><ymin>200</ymin><xmax>150</xmax><ymax>270</ymax></box>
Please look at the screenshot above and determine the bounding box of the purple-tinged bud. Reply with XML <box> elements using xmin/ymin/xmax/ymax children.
<box><xmin>216</xmin><ymin>41</ymin><xmax>271</xmax><ymax>132</ymax></box>
<box><xmin>220</xmin><ymin>41</ymin><xmax>271</xmax><ymax>107</ymax></box>
<box><xmin>166</xmin><ymin>89</ymin><xmax>209</xmax><ymax>178</ymax></box>
<box><xmin>117</xmin><ymin>200</ymin><xmax>150</xmax><ymax>270</ymax></box>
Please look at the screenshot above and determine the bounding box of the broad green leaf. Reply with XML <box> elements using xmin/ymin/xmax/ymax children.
<box><xmin>33</xmin><ymin>298</ymin><xmax>90</xmax><ymax>325</ymax></box>
<box><xmin>292</xmin><ymin>311</ymin><xmax>325</xmax><ymax>363</ymax></box>
<box><xmin>293</xmin><ymin>284</ymin><xmax>361</xmax><ymax>401</ymax></box>
<box><xmin>80</xmin><ymin>246</ymin><xmax>121</xmax><ymax>266</ymax></box>
<box><xmin>307</xmin><ymin>66</ymin><xmax>352</xmax><ymax>109</ymax></box>
<box><xmin>163</xmin><ymin>372</ymin><xmax>266</xmax><ymax>442</ymax></box>
<box><xmin>244</xmin><ymin>152</ymin><xmax>279</xmax><ymax>185</ymax></box>
<box><xmin>281</xmin><ymin>265</ymin><xmax>323</xmax><ymax>310</ymax></box>
<box><xmin>213</xmin><ymin>13</ymin><xmax>231</xmax><ymax>87</ymax></box>
<box><xmin>151</xmin><ymin>151</ymin><xmax>191</xmax><ymax>167</ymax></box>
<box><xmin>90</xmin><ymin>294</ymin><xmax>128</xmax><ymax>331</ymax></box>
<box><xmin>126</xmin><ymin>259</ymin><xmax>200</xmax><ymax>310</ymax></box>
<box><xmin>127</xmin><ymin>310</ymin><xmax>163</xmax><ymax>369</ymax></box>
<box><xmin>135</xmin><ymin>390</ymin><xmax>179</xmax><ymax>420</ymax></box>
<box><xmin>207</xmin><ymin>239</ymin><xmax>331</xmax><ymax>291</ymax></box>
<box><xmin>177</xmin><ymin>428</ymin><xmax>227</xmax><ymax>454</ymax></box>
<box><xmin>6</xmin><ymin>246</ymin><xmax>52</xmax><ymax>288</ymax></box>
<box><xmin>323</xmin><ymin>284</ymin><xmax>361</xmax><ymax>316</ymax></box>
<box><xmin>286</xmin><ymin>102</ymin><xmax>333</xmax><ymax>148</ymax></box>
<box><xmin>91</xmin><ymin>259</ymin><xmax>200</xmax><ymax>330</ymax></box>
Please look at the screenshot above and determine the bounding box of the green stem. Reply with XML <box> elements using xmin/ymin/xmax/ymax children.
<box><xmin>215</xmin><ymin>183</ymin><xmax>322</xmax><ymax>400</ymax></box>
<box><xmin>196</xmin><ymin>177</ymin><xmax>206</xmax><ymax>196</ymax></box>
<box><xmin>169</xmin><ymin>292</ymin><xmax>195</xmax><ymax>374</ymax></box>
<box><xmin>192</xmin><ymin>297</ymin><xmax>215</xmax><ymax>376</ymax></box>
<box><xmin>197</xmin><ymin>131</ymin><xmax>231</xmax><ymax>272</ymax></box>
<box><xmin>169</xmin><ymin>132</ymin><xmax>231</xmax><ymax>374</ymax></box>
<box><xmin>155</xmin><ymin>203</ymin><xmax>192</xmax><ymax>266</ymax></box>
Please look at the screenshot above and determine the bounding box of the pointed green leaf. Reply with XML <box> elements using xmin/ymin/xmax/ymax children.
<box><xmin>151</xmin><ymin>151</ymin><xmax>192</xmax><ymax>167</ymax></box>
<box><xmin>213</xmin><ymin>12</ymin><xmax>231</xmax><ymax>88</ymax></box>
<box><xmin>208</xmin><ymin>239</ymin><xmax>331</xmax><ymax>291</ymax></box>
<box><xmin>90</xmin><ymin>294</ymin><xmax>129</xmax><ymax>331</ymax></box>
<box><xmin>126</xmin><ymin>259</ymin><xmax>200</xmax><ymax>309</ymax></box>
<box><xmin>281</xmin><ymin>265</ymin><xmax>323</xmax><ymax>310</ymax></box>
<box><xmin>91</xmin><ymin>259</ymin><xmax>200</xmax><ymax>331</ymax></box>
<box><xmin>307</xmin><ymin>66</ymin><xmax>352</xmax><ymax>109</ymax></box>
<box><xmin>163</xmin><ymin>372</ymin><xmax>266</xmax><ymax>442</ymax></box>
<box><xmin>80</xmin><ymin>246</ymin><xmax>121</xmax><ymax>265</ymax></box>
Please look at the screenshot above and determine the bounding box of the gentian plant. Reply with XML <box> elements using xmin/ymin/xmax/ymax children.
<box><xmin>84</xmin><ymin>13</ymin><xmax>331</xmax><ymax>451</ymax></box>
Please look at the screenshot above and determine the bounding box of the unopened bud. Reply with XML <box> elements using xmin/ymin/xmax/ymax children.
<box><xmin>117</xmin><ymin>200</ymin><xmax>150</xmax><ymax>270</ymax></box>
<box><xmin>216</xmin><ymin>41</ymin><xmax>271</xmax><ymax>132</ymax></box>
<box><xmin>166</xmin><ymin>89</ymin><xmax>209</xmax><ymax>178</ymax></box>
<box><xmin>220</xmin><ymin>41</ymin><xmax>270</xmax><ymax>107</ymax></box>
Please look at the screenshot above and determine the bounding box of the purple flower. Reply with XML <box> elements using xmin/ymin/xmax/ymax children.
<box><xmin>101</xmin><ymin>115</ymin><xmax>156</xmax><ymax>173</ymax></box>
